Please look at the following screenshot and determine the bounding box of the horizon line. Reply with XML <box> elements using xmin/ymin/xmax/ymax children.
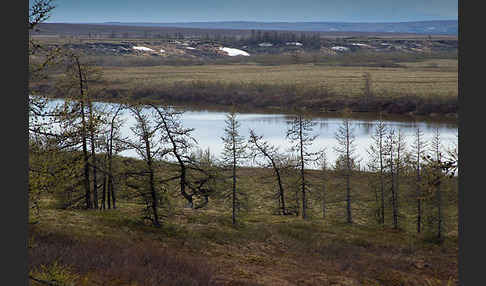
<box><xmin>45</xmin><ymin>19</ymin><xmax>458</xmax><ymax>25</ymax></box>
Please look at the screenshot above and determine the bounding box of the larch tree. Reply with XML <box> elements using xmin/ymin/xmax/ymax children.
<box><xmin>126</xmin><ymin>104</ymin><xmax>166</xmax><ymax>227</ymax></box>
<box><xmin>334</xmin><ymin>108</ymin><xmax>357</xmax><ymax>224</ymax></box>
<box><xmin>383</xmin><ymin>128</ymin><xmax>397</xmax><ymax>228</ymax></box>
<box><xmin>383</xmin><ymin>127</ymin><xmax>406</xmax><ymax>229</ymax></box>
<box><xmin>410</xmin><ymin>126</ymin><xmax>428</xmax><ymax>233</ymax></box>
<box><xmin>367</xmin><ymin>114</ymin><xmax>387</xmax><ymax>225</ymax></box>
<box><xmin>316</xmin><ymin>150</ymin><xmax>329</xmax><ymax>219</ymax></box>
<box><xmin>393</xmin><ymin>128</ymin><xmax>407</xmax><ymax>229</ymax></box>
<box><xmin>221</xmin><ymin>109</ymin><xmax>247</xmax><ymax>225</ymax></box>
<box><xmin>151</xmin><ymin>104</ymin><xmax>214</xmax><ymax>209</ymax></box>
<box><xmin>55</xmin><ymin>52</ymin><xmax>103</xmax><ymax>209</ymax></box>
<box><xmin>100</xmin><ymin>103</ymin><xmax>128</xmax><ymax>210</ymax></box>
<box><xmin>430</xmin><ymin>128</ymin><xmax>444</xmax><ymax>240</ymax></box>
<box><xmin>286</xmin><ymin>111</ymin><xmax>319</xmax><ymax>220</ymax></box>
<box><xmin>248</xmin><ymin>129</ymin><xmax>288</xmax><ymax>215</ymax></box>
<box><xmin>29</xmin><ymin>0</ymin><xmax>64</xmax><ymax>216</ymax></box>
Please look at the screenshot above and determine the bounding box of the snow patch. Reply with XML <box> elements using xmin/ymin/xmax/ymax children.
<box><xmin>351</xmin><ymin>43</ymin><xmax>371</xmax><ymax>48</ymax></box>
<box><xmin>286</xmin><ymin>42</ymin><xmax>303</xmax><ymax>46</ymax></box>
<box><xmin>258</xmin><ymin>42</ymin><xmax>273</xmax><ymax>47</ymax></box>
<box><xmin>219</xmin><ymin>47</ymin><xmax>250</xmax><ymax>56</ymax></box>
<box><xmin>331</xmin><ymin>46</ymin><xmax>349</xmax><ymax>52</ymax></box>
<box><xmin>133</xmin><ymin>46</ymin><xmax>154</xmax><ymax>52</ymax></box>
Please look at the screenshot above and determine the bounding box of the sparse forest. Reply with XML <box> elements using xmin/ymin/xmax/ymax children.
<box><xmin>28</xmin><ymin>2</ymin><xmax>459</xmax><ymax>285</ymax></box>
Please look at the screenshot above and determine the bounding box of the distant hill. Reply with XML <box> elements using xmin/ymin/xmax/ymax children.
<box><xmin>98</xmin><ymin>20</ymin><xmax>457</xmax><ymax>35</ymax></box>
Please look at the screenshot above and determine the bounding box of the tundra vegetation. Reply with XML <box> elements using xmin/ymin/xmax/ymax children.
<box><xmin>30</xmin><ymin>20</ymin><xmax>458</xmax><ymax>118</ymax></box>
<box><xmin>29</xmin><ymin>2</ymin><xmax>458</xmax><ymax>285</ymax></box>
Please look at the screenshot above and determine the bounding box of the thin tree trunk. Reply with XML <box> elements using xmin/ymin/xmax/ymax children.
<box><xmin>88</xmin><ymin>99</ymin><xmax>98</xmax><ymax>209</ymax></box>
<box><xmin>111</xmin><ymin>177</ymin><xmax>116</xmax><ymax>209</ymax></box>
<box><xmin>108</xmin><ymin>128</ymin><xmax>116</xmax><ymax>209</ymax></box>
<box><xmin>232</xmin><ymin>140</ymin><xmax>237</xmax><ymax>225</ymax></box>
<box><xmin>180</xmin><ymin>165</ymin><xmax>192</xmax><ymax>208</ymax></box>
<box><xmin>416</xmin><ymin>145</ymin><xmax>422</xmax><ymax>233</ymax></box>
<box><xmin>107</xmin><ymin>178</ymin><xmax>111</xmax><ymax>209</ymax></box>
<box><xmin>274</xmin><ymin>167</ymin><xmax>286</xmax><ymax>215</ymax></box>
<box><xmin>102</xmin><ymin>174</ymin><xmax>106</xmax><ymax>210</ymax></box>
<box><xmin>299</xmin><ymin>115</ymin><xmax>307</xmax><ymax>220</ymax></box>
<box><xmin>146</xmin><ymin>149</ymin><xmax>159</xmax><ymax>226</ymax></box>
<box><xmin>322</xmin><ymin>184</ymin><xmax>326</xmax><ymax>219</ymax></box>
<box><xmin>90</xmin><ymin>131</ymin><xmax>98</xmax><ymax>209</ymax></box>
<box><xmin>390</xmin><ymin>153</ymin><xmax>396</xmax><ymax>229</ymax></box>
<box><xmin>294</xmin><ymin>187</ymin><xmax>299</xmax><ymax>217</ymax></box>
<box><xmin>437</xmin><ymin>173</ymin><xmax>442</xmax><ymax>240</ymax></box>
<box><xmin>379</xmin><ymin>138</ymin><xmax>385</xmax><ymax>225</ymax></box>
<box><xmin>346</xmin><ymin>123</ymin><xmax>352</xmax><ymax>224</ymax></box>
<box><xmin>75</xmin><ymin>57</ymin><xmax>91</xmax><ymax>209</ymax></box>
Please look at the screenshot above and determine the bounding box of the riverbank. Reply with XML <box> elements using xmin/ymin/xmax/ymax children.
<box><xmin>31</xmin><ymin>60</ymin><xmax>458</xmax><ymax>118</ymax></box>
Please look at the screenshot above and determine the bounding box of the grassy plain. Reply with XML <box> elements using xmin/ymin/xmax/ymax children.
<box><xmin>99</xmin><ymin>60</ymin><xmax>457</xmax><ymax>99</ymax></box>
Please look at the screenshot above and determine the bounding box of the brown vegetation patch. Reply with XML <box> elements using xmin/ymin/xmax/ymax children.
<box><xmin>29</xmin><ymin>229</ymin><xmax>215</xmax><ymax>286</ymax></box>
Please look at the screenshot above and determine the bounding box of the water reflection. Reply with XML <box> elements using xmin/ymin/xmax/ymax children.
<box><xmin>37</xmin><ymin>98</ymin><xmax>458</xmax><ymax>169</ymax></box>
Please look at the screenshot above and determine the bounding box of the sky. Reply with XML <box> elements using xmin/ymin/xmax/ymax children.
<box><xmin>42</xmin><ymin>0</ymin><xmax>458</xmax><ymax>23</ymax></box>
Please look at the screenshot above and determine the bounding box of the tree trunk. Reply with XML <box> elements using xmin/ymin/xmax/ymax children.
<box><xmin>232</xmin><ymin>142</ymin><xmax>237</xmax><ymax>225</ymax></box>
<box><xmin>437</xmin><ymin>175</ymin><xmax>442</xmax><ymax>240</ymax></box>
<box><xmin>90</xmin><ymin>136</ymin><xmax>98</xmax><ymax>209</ymax></box>
<box><xmin>110</xmin><ymin>176</ymin><xmax>116</xmax><ymax>209</ymax></box>
<box><xmin>274</xmin><ymin>167</ymin><xmax>286</xmax><ymax>215</ymax></box>
<box><xmin>379</xmin><ymin>138</ymin><xmax>385</xmax><ymax>225</ymax></box>
<box><xmin>322</xmin><ymin>184</ymin><xmax>326</xmax><ymax>219</ymax></box>
<box><xmin>346</xmin><ymin>123</ymin><xmax>352</xmax><ymax>224</ymax></box>
<box><xmin>416</xmin><ymin>150</ymin><xmax>422</xmax><ymax>233</ymax></box>
<box><xmin>77</xmin><ymin>58</ymin><xmax>91</xmax><ymax>209</ymax></box>
<box><xmin>101</xmin><ymin>174</ymin><xmax>106</xmax><ymax>210</ymax></box>
<box><xmin>107</xmin><ymin>178</ymin><xmax>111</xmax><ymax>209</ymax></box>
<box><xmin>145</xmin><ymin>139</ymin><xmax>159</xmax><ymax>227</ymax></box>
<box><xmin>390</xmin><ymin>157</ymin><xmax>397</xmax><ymax>229</ymax></box>
<box><xmin>180</xmin><ymin>165</ymin><xmax>193</xmax><ymax>209</ymax></box>
<box><xmin>108</xmin><ymin>130</ymin><xmax>116</xmax><ymax>209</ymax></box>
<box><xmin>299</xmin><ymin>115</ymin><xmax>307</xmax><ymax>220</ymax></box>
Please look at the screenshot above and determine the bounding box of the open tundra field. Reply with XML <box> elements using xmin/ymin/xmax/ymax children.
<box><xmin>30</xmin><ymin>27</ymin><xmax>458</xmax><ymax>116</ymax></box>
<box><xmin>99</xmin><ymin>60</ymin><xmax>457</xmax><ymax>99</ymax></box>
<box><xmin>33</xmin><ymin>57</ymin><xmax>457</xmax><ymax>116</ymax></box>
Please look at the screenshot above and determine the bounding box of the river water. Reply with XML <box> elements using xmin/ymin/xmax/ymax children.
<box><xmin>36</xmin><ymin>99</ymin><xmax>458</xmax><ymax>170</ymax></box>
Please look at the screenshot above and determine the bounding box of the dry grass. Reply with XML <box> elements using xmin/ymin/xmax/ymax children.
<box><xmin>98</xmin><ymin>61</ymin><xmax>457</xmax><ymax>99</ymax></box>
<box><xmin>29</xmin><ymin>165</ymin><xmax>458</xmax><ymax>285</ymax></box>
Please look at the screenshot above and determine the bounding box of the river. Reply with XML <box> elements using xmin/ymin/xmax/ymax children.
<box><xmin>36</xmin><ymin>98</ymin><xmax>458</xmax><ymax>170</ymax></box>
